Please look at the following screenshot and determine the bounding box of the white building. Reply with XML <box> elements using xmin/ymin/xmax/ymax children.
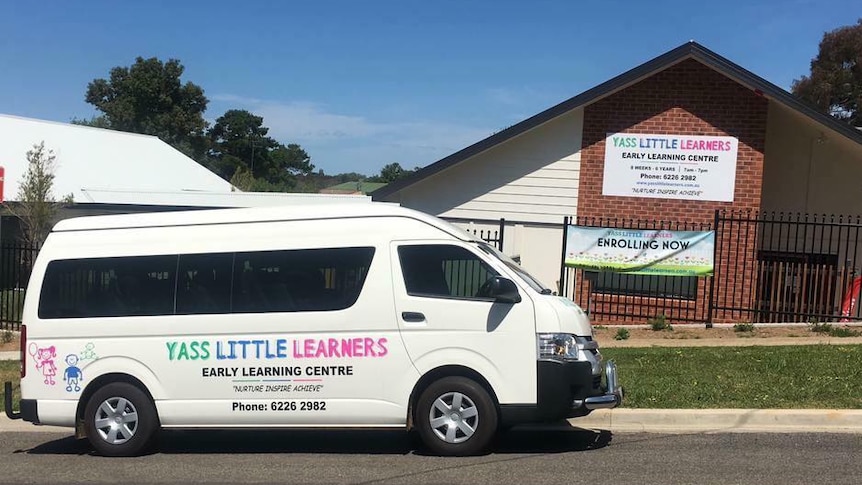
<box><xmin>0</xmin><ymin>114</ymin><xmax>370</xmax><ymax>238</ymax></box>
<box><xmin>372</xmin><ymin>41</ymin><xmax>862</xmax><ymax>322</ymax></box>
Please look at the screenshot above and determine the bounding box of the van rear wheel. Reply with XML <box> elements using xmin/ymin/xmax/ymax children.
<box><xmin>84</xmin><ymin>382</ymin><xmax>158</xmax><ymax>457</ymax></box>
<box><xmin>415</xmin><ymin>376</ymin><xmax>497</xmax><ymax>456</ymax></box>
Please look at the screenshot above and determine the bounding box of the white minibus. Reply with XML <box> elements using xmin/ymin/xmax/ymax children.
<box><xmin>4</xmin><ymin>204</ymin><xmax>621</xmax><ymax>456</ymax></box>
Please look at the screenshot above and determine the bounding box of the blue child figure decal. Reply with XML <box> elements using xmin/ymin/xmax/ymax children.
<box><xmin>63</xmin><ymin>354</ymin><xmax>83</xmax><ymax>392</ymax></box>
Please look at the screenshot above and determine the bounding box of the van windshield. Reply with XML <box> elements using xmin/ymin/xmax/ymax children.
<box><xmin>476</xmin><ymin>242</ymin><xmax>552</xmax><ymax>295</ymax></box>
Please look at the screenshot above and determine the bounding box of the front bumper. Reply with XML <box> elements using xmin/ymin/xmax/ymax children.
<box><xmin>575</xmin><ymin>360</ymin><xmax>623</xmax><ymax>411</ymax></box>
<box><xmin>499</xmin><ymin>359</ymin><xmax>623</xmax><ymax>426</ymax></box>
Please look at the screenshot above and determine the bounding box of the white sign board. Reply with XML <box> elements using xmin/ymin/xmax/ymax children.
<box><xmin>602</xmin><ymin>133</ymin><xmax>739</xmax><ymax>202</ymax></box>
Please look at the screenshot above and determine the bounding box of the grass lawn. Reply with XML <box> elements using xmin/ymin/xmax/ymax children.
<box><xmin>0</xmin><ymin>361</ymin><xmax>20</xmax><ymax>413</ymax></box>
<box><xmin>603</xmin><ymin>345</ymin><xmax>862</xmax><ymax>408</ymax></box>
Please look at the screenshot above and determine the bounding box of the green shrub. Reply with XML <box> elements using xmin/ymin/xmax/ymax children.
<box><xmin>733</xmin><ymin>322</ymin><xmax>755</xmax><ymax>333</ymax></box>
<box><xmin>827</xmin><ymin>326</ymin><xmax>861</xmax><ymax>338</ymax></box>
<box><xmin>808</xmin><ymin>321</ymin><xmax>861</xmax><ymax>337</ymax></box>
<box><xmin>614</xmin><ymin>328</ymin><xmax>630</xmax><ymax>340</ymax></box>
<box><xmin>648</xmin><ymin>314</ymin><xmax>672</xmax><ymax>331</ymax></box>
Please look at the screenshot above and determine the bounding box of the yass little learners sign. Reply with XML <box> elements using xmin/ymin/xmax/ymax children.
<box><xmin>565</xmin><ymin>226</ymin><xmax>715</xmax><ymax>276</ymax></box>
<box><xmin>602</xmin><ymin>133</ymin><xmax>739</xmax><ymax>202</ymax></box>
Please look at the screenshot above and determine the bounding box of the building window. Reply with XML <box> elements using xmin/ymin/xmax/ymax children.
<box><xmin>586</xmin><ymin>271</ymin><xmax>698</xmax><ymax>300</ymax></box>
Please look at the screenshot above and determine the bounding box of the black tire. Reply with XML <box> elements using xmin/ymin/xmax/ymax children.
<box><xmin>415</xmin><ymin>376</ymin><xmax>497</xmax><ymax>456</ymax></box>
<box><xmin>84</xmin><ymin>382</ymin><xmax>159</xmax><ymax>457</ymax></box>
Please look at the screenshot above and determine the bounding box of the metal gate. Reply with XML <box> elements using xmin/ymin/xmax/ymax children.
<box><xmin>712</xmin><ymin>211</ymin><xmax>862</xmax><ymax>323</ymax></box>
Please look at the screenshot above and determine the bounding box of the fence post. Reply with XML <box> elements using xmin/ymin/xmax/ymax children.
<box><xmin>558</xmin><ymin>217</ymin><xmax>570</xmax><ymax>297</ymax></box>
<box><xmin>706</xmin><ymin>209</ymin><xmax>719</xmax><ymax>328</ymax></box>
<box><xmin>497</xmin><ymin>218</ymin><xmax>505</xmax><ymax>251</ymax></box>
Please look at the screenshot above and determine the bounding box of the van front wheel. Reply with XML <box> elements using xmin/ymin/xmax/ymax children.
<box><xmin>84</xmin><ymin>382</ymin><xmax>158</xmax><ymax>457</ymax></box>
<box><xmin>415</xmin><ymin>376</ymin><xmax>497</xmax><ymax>456</ymax></box>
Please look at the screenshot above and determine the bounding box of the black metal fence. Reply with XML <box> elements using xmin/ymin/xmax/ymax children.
<box><xmin>0</xmin><ymin>240</ymin><xmax>40</xmax><ymax>331</ymax></box>
<box><xmin>442</xmin><ymin>218</ymin><xmax>505</xmax><ymax>251</ymax></box>
<box><xmin>559</xmin><ymin>210</ymin><xmax>862</xmax><ymax>325</ymax></box>
<box><xmin>713</xmin><ymin>211</ymin><xmax>862</xmax><ymax>323</ymax></box>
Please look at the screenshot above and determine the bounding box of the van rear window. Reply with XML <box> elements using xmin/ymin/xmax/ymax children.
<box><xmin>37</xmin><ymin>247</ymin><xmax>375</xmax><ymax>319</ymax></box>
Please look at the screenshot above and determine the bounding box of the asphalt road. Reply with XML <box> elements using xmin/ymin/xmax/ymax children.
<box><xmin>1</xmin><ymin>427</ymin><xmax>861</xmax><ymax>484</ymax></box>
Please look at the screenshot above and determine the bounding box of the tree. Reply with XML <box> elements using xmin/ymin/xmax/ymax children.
<box><xmin>207</xmin><ymin>109</ymin><xmax>315</xmax><ymax>188</ymax></box>
<box><xmin>271</xmin><ymin>143</ymin><xmax>315</xmax><ymax>177</ymax></box>
<box><xmin>70</xmin><ymin>115</ymin><xmax>111</xmax><ymax>129</ymax></box>
<box><xmin>792</xmin><ymin>19</ymin><xmax>862</xmax><ymax>127</ymax></box>
<box><xmin>290</xmin><ymin>170</ymin><xmax>368</xmax><ymax>193</ymax></box>
<box><xmin>84</xmin><ymin>57</ymin><xmax>209</xmax><ymax>151</ymax></box>
<box><xmin>379</xmin><ymin>162</ymin><xmax>405</xmax><ymax>183</ymax></box>
<box><xmin>368</xmin><ymin>162</ymin><xmax>417</xmax><ymax>183</ymax></box>
<box><xmin>228</xmin><ymin>166</ymin><xmax>256</xmax><ymax>192</ymax></box>
<box><xmin>207</xmin><ymin>109</ymin><xmax>275</xmax><ymax>180</ymax></box>
<box><xmin>5</xmin><ymin>142</ymin><xmax>72</xmax><ymax>247</ymax></box>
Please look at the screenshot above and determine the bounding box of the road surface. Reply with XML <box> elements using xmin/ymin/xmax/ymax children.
<box><xmin>0</xmin><ymin>427</ymin><xmax>859</xmax><ymax>484</ymax></box>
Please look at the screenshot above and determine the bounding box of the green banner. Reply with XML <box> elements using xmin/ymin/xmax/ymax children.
<box><xmin>565</xmin><ymin>226</ymin><xmax>715</xmax><ymax>276</ymax></box>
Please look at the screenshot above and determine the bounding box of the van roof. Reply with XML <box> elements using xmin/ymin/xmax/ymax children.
<box><xmin>51</xmin><ymin>203</ymin><xmax>480</xmax><ymax>242</ymax></box>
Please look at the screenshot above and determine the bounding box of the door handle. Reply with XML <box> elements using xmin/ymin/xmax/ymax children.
<box><xmin>401</xmin><ymin>311</ymin><xmax>426</xmax><ymax>323</ymax></box>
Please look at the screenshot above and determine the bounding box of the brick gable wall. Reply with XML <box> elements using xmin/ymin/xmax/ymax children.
<box><xmin>579</xmin><ymin>59</ymin><xmax>767</xmax><ymax>220</ymax></box>
<box><xmin>575</xmin><ymin>59</ymin><xmax>769</xmax><ymax>323</ymax></box>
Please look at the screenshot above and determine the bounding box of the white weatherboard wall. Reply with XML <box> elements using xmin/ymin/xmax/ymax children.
<box><xmin>394</xmin><ymin>109</ymin><xmax>582</xmax><ymax>224</ymax></box>
<box><xmin>762</xmin><ymin>102</ymin><xmax>862</xmax><ymax>215</ymax></box>
<box><xmin>0</xmin><ymin>114</ymin><xmax>233</xmax><ymax>203</ymax></box>
<box><xmin>385</xmin><ymin>109</ymin><xmax>583</xmax><ymax>288</ymax></box>
<box><xmin>760</xmin><ymin>102</ymin><xmax>862</xmax><ymax>267</ymax></box>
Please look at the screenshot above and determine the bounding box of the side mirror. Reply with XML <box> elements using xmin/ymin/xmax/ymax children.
<box><xmin>483</xmin><ymin>276</ymin><xmax>522</xmax><ymax>304</ymax></box>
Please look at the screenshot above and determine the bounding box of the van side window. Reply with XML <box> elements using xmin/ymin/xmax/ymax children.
<box><xmin>398</xmin><ymin>245</ymin><xmax>498</xmax><ymax>299</ymax></box>
<box><xmin>233</xmin><ymin>247</ymin><xmax>375</xmax><ymax>313</ymax></box>
<box><xmin>38</xmin><ymin>255</ymin><xmax>177</xmax><ymax>318</ymax></box>
<box><xmin>38</xmin><ymin>247</ymin><xmax>375</xmax><ymax>319</ymax></box>
<box><xmin>176</xmin><ymin>253</ymin><xmax>234</xmax><ymax>314</ymax></box>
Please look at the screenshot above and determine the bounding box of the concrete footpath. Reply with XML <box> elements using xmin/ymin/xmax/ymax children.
<box><xmin>571</xmin><ymin>408</ymin><xmax>862</xmax><ymax>434</ymax></box>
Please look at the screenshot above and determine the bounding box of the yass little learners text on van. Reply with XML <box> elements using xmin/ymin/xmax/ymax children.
<box><xmin>165</xmin><ymin>336</ymin><xmax>389</xmax><ymax>361</ymax></box>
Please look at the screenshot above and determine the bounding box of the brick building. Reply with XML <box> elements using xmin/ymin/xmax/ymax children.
<box><xmin>373</xmin><ymin>42</ymin><xmax>862</xmax><ymax>324</ymax></box>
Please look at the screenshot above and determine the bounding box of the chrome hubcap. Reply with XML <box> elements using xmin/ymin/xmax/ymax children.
<box><xmin>94</xmin><ymin>397</ymin><xmax>138</xmax><ymax>445</ymax></box>
<box><xmin>428</xmin><ymin>391</ymin><xmax>478</xmax><ymax>444</ymax></box>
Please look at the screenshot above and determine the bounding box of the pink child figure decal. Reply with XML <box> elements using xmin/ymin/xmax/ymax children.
<box><xmin>29</xmin><ymin>343</ymin><xmax>58</xmax><ymax>385</ymax></box>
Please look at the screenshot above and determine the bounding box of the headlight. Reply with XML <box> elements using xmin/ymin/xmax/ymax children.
<box><xmin>537</xmin><ymin>333</ymin><xmax>579</xmax><ymax>361</ymax></box>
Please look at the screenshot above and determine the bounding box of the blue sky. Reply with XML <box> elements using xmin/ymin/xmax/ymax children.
<box><xmin>0</xmin><ymin>1</ymin><xmax>856</xmax><ymax>175</ymax></box>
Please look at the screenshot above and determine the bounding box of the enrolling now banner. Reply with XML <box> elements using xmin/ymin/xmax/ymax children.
<box><xmin>564</xmin><ymin>226</ymin><xmax>715</xmax><ymax>276</ymax></box>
